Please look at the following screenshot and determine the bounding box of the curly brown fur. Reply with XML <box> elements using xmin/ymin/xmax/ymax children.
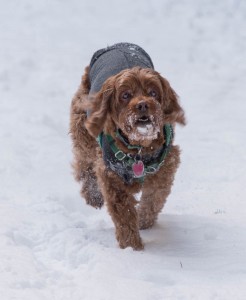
<box><xmin>70</xmin><ymin>66</ymin><xmax>185</xmax><ymax>249</ymax></box>
<box><xmin>70</xmin><ymin>67</ymin><xmax>104</xmax><ymax>208</ymax></box>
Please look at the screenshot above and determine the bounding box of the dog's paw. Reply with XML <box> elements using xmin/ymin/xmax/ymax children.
<box><xmin>117</xmin><ymin>227</ymin><xmax>144</xmax><ymax>250</ymax></box>
<box><xmin>138</xmin><ymin>209</ymin><xmax>156</xmax><ymax>230</ymax></box>
<box><xmin>81</xmin><ymin>187</ymin><xmax>104</xmax><ymax>209</ymax></box>
<box><xmin>85</xmin><ymin>195</ymin><xmax>104</xmax><ymax>209</ymax></box>
<box><xmin>138</xmin><ymin>218</ymin><xmax>155</xmax><ymax>230</ymax></box>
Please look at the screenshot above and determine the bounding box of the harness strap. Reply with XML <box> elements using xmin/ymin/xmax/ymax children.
<box><xmin>97</xmin><ymin>124</ymin><xmax>173</xmax><ymax>184</ymax></box>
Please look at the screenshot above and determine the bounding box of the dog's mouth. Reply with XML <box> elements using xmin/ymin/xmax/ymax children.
<box><xmin>123</xmin><ymin>113</ymin><xmax>161</xmax><ymax>146</ymax></box>
<box><xmin>135</xmin><ymin>116</ymin><xmax>152</xmax><ymax>127</ymax></box>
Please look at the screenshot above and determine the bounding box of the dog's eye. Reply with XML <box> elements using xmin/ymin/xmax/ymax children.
<box><xmin>148</xmin><ymin>89</ymin><xmax>157</xmax><ymax>98</ymax></box>
<box><xmin>121</xmin><ymin>91</ymin><xmax>132</xmax><ymax>101</ymax></box>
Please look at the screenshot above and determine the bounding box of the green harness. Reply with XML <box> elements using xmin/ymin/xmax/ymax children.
<box><xmin>97</xmin><ymin>124</ymin><xmax>173</xmax><ymax>184</ymax></box>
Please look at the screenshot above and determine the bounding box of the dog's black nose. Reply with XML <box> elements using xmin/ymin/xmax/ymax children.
<box><xmin>136</xmin><ymin>101</ymin><xmax>148</xmax><ymax>112</ymax></box>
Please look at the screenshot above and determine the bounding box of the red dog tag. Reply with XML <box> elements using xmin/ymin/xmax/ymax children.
<box><xmin>132</xmin><ymin>160</ymin><xmax>144</xmax><ymax>177</ymax></box>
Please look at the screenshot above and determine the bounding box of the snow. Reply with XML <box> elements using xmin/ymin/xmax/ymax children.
<box><xmin>128</xmin><ymin>114</ymin><xmax>160</xmax><ymax>142</ymax></box>
<box><xmin>137</xmin><ymin>124</ymin><xmax>155</xmax><ymax>135</ymax></box>
<box><xmin>1</xmin><ymin>0</ymin><xmax>246</xmax><ymax>299</ymax></box>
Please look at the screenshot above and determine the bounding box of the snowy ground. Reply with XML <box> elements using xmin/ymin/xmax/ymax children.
<box><xmin>1</xmin><ymin>0</ymin><xmax>246</xmax><ymax>299</ymax></box>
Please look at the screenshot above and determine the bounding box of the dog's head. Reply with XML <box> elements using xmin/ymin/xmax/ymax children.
<box><xmin>84</xmin><ymin>67</ymin><xmax>185</xmax><ymax>147</ymax></box>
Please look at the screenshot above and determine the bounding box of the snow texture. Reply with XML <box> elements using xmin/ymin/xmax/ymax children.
<box><xmin>128</xmin><ymin>114</ymin><xmax>159</xmax><ymax>142</ymax></box>
<box><xmin>1</xmin><ymin>0</ymin><xmax>246</xmax><ymax>299</ymax></box>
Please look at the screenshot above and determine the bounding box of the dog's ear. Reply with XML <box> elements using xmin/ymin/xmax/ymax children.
<box><xmin>160</xmin><ymin>76</ymin><xmax>186</xmax><ymax>125</ymax></box>
<box><xmin>84</xmin><ymin>82</ymin><xmax>114</xmax><ymax>138</ymax></box>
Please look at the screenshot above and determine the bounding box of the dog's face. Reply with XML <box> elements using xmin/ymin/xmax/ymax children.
<box><xmin>111</xmin><ymin>69</ymin><xmax>164</xmax><ymax>147</ymax></box>
<box><xmin>85</xmin><ymin>67</ymin><xmax>185</xmax><ymax>147</ymax></box>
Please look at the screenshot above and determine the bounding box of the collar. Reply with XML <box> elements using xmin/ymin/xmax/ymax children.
<box><xmin>97</xmin><ymin>124</ymin><xmax>173</xmax><ymax>184</ymax></box>
<box><xmin>115</xmin><ymin>129</ymin><xmax>142</xmax><ymax>150</ymax></box>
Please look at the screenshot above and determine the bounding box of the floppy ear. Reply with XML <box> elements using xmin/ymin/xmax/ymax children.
<box><xmin>160</xmin><ymin>77</ymin><xmax>186</xmax><ymax>125</ymax></box>
<box><xmin>84</xmin><ymin>84</ymin><xmax>114</xmax><ymax>138</ymax></box>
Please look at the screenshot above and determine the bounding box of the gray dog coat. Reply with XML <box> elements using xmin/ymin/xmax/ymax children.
<box><xmin>88</xmin><ymin>42</ymin><xmax>154</xmax><ymax>94</ymax></box>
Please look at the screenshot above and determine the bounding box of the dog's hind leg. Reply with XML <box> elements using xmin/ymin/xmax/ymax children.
<box><xmin>71</xmin><ymin>133</ymin><xmax>104</xmax><ymax>208</ymax></box>
<box><xmin>80</xmin><ymin>165</ymin><xmax>104</xmax><ymax>208</ymax></box>
<box><xmin>70</xmin><ymin>80</ymin><xmax>104</xmax><ymax>209</ymax></box>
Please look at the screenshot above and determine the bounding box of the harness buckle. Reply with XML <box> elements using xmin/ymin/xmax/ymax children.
<box><xmin>115</xmin><ymin>151</ymin><xmax>126</xmax><ymax>161</ymax></box>
<box><xmin>145</xmin><ymin>166</ymin><xmax>158</xmax><ymax>174</ymax></box>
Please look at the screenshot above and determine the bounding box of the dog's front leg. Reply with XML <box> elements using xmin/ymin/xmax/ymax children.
<box><xmin>138</xmin><ymin>146</ymin><xmax>181</xmax><ymax>229</ymax></box>
<box><xmin>138</xmin><ymin>187</ymin><xmax>170</xmax><ymax>230</ymax></box>
<box><xmin>108</xmin><ymin>193</ymin><xmax>144</xmax><ymax>250</ymax></box>
<box><xmin>97</xmin><ymin>167</ymin><xmax>143</xmax><ymax>250</ymax></box>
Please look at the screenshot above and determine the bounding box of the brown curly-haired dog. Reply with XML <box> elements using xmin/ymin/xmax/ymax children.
<box><xmin>70</xmin><ymin>43</ymin><xmax>185</xmax><ymax>250</ymax></box>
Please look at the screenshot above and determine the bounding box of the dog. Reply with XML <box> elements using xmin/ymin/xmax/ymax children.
<box><xmin>70</xmin><ymin>43</ymin><xmax>185</xmax><ymax>250</ymax></box>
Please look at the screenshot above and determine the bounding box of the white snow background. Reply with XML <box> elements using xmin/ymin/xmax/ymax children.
<box><xmin>1</xmin><ymin>0</ymin><xmax>246</xmax><ymax>299</ymax></box>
